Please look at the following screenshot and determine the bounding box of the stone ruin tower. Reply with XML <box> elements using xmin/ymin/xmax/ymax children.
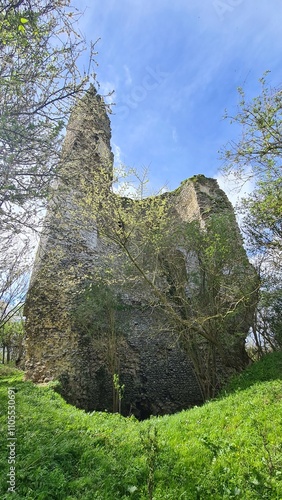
<box><xmin>24</xmin><ymin>88</ymin><xmax>256</xmax><ymax>418</ymax></box>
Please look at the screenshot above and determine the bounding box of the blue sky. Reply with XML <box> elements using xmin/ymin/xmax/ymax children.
<box><xmin>72</xmin><ymin>0</ymin><xmax>282</xmax><ymax>201</ymax></box>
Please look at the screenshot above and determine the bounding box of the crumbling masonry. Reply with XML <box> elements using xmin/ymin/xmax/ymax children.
<box><xmin>24</xmin><ymin>88</ymin><xmax>256</xmax><ymax>418</ymax></box>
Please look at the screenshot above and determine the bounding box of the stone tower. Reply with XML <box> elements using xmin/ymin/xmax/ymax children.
<box><xmin>24</xmin><ymin>89</ymin><xmax>256</xmax><ymax>418</ymax></box>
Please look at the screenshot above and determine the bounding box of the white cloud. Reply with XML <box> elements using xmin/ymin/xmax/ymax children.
<box><xmin>112</xmin><ymin>144</ymin><xmax>138</xmax><ymax>196</ymax></box>
<box><xmin>216</xmin><ymin>172</ymin><xmax>254</xmax><ymax>204</ymax></box>
<box><xmin>123</xmin><ymin>65</ymin><xmax>132</xmax><ymax>86</ymax></box>
<box><xmin>172</xmin><ymin>127</ymin><xmax>178</xmax><ymax>143</ymax></box>
<box><xmin>98</xmin><ymin>80</ymin><xmax>115</xmax><ymax>103</ymax></box>
<box><xmin>112</xmin><ymin>143</ymin><xmax>124</xmax><ymax>167</ymax></box>
<box><xmin>215</xmin><ymin>171</ymin><xmax>255</xmax><ymax>224</ymax></box>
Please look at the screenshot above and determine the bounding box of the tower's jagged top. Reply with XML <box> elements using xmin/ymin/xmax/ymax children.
<box><xmin>60</xmin><ymin>87</ymin><xmax>114</xmax><ymax>180</ymax></box>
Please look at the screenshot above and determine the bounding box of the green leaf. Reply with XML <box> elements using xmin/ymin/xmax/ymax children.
<box><xmin>20</xmin><ymin>18</ymin><xmax>29</xmax><ymax>24</ymax></box>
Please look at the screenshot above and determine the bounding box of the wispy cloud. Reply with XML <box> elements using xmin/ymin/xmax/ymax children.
<box><xmin>98</xmin><ymin>80</ymin><xmax>115</xmax><ymax>103</ymax></box>
<box><xmin>72</xmin><ymin>0</ymin><xmax>282</xmax><ymax>190</ymax></box>
<box><xmin>123</xmin><ymin>65</ymin><xmax>132</xmax><ymax>86</ymax></box>
<box><xmin>216</xmin><ymin>171</ymin><xmax>255</xmax><ymax>209</ymax></box>
<box><xmin>172</xmin><ymin>127</ymin><xmax>178</xmax><ymax>143</ymax></box>
<box><xmin>112</xmin><ymin>143</ymin><xmax>124</xmax><ymax>167</ymax></box>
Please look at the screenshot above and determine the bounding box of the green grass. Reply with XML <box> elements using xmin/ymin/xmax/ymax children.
<box><xmin>0</xmin><ymin>353</ymin><xmax>282</xmax><ymax>499</ymax></box>
<box><xmin>221</xmin><ymin>351</ymin><xmax>282</xmax><ymax>394</ymax></box>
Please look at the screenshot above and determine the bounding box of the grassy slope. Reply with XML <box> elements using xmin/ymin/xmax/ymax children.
<box><xmin>0</xmin><ymin>354</ymin><xmax>281</xmax><ymax>500</ymax></box>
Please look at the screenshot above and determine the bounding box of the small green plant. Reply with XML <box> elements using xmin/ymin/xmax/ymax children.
<box><xmin>113</xmin><ymin>373</ymin><xmax>125</xmax><ymax>414</ymax></box>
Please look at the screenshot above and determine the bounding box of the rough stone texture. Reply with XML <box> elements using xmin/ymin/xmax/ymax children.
<box><xmin>24</xmin><ymin>89</ymin><xmax>255</xmax><ymax>418</ymax></box>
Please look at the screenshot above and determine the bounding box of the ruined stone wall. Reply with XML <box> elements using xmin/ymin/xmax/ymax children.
<box><xmin>24</xmin><ymin>89</ymin><xmax>255</xmax><ymax>417</ymax></box>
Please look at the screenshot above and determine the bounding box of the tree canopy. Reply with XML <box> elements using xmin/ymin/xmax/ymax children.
<box><xmin>221</xmin><ymin>73</ymin><xmax>282</xmax><ymax>356</ymax></box>
<box><xmin>0</xmin><ymin>0</ymin><xmax>97</xmax><ymax>233</ymax></box>
<box><xmin>0</xmin><ymin>0</ymin><xmax>98</xmax><ymax>325</ymax></box>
